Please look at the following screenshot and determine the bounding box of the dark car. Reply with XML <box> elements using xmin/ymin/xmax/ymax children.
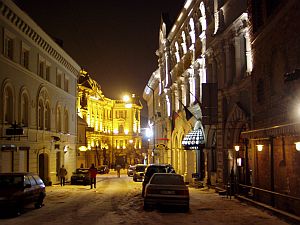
<box><xmin>70</xmin><ymin>168</ymin><xmax>90</xmax><ymax>185</ymax></box>
<box><xmin>98</xmin><ymin>165</ymin><xmax>110</xmax><ymax>174</ymax></box>
<box><xmin>144</xmin><ymin>173</ymin><xmax>189</xmax><ymax>211</ymax></box>
<box><xmin>142</xmin><ymin>164</ymin><xmax>175</xmax><ymax>197</ymax></box>
<box><xmin>0</xmin><ymin>172</ymin><xmax>46</xmax><ymax>215</ymax></box>
<box><xmin>133</xmin><ymin>164</ymin><xmax>147</xmax><ymax>182</ymax></box>
<box><xmin>127</xmin><ymin>165</ymin><xmax>136</xmax><ymax>177</ymax></box>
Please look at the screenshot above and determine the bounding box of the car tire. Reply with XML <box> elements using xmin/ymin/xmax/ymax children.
<box><xmin>183</xmin><ymin>205</ymin><xmax>189</xmax><ymax>212</ymax></box>
<box><xmin>34</xmin><ymin>195</ymin><xmax>44</xmax><ymax>209</ymax></box>
<box><xmin>143</xmin><ymin>202</ymin><xmax>151</xmax><ymax>211</ymax></box>
<box><xmin>14</xmin><ymin>201</ymin><xmax>23</xmax><ymax>216</ymax></box>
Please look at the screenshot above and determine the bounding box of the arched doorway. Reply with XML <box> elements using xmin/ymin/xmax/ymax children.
<box><xmin>39</xmin><ymin>153</ymin><xmax>49</xmax><ymax>183</ymax></box>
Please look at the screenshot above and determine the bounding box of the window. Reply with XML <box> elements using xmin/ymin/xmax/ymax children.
<box><xmin>4</xmin><ymin>35</ymin><xmax>14</xmax><ymax>60</ymax></box>
<box><xmin>64</xmin><ymin>75</ymin><xmax>69</xmax><ymax>92</ymax></box>
<box><xmin>56</xmin><ymin>72</ymin><xmax>62</xmax><ymax>88</ymax></box>
<box><xmin>45</xmin><ymin>102</ymin><xmax>50</xmax><ymax>130</ymax></box>
<box><xmin>21</xmin><ymin>48</ymin><xmax>29</xmax><ymax>69</ymax></box>
<box><xmin>4</xmin><ymin>86</ymin><xmax>14</xmax><ymax>124</ymax></box>
<box><xmin>56</xmin><ymin>107</ymin><xmax>62</xmax><ymax>132</ymax></box>
<box><xmin>38</xmin><ymin>58</ymin><xmax>45</xmax><ymax>78</ymax></box>
<box><xmin>21</xmin><ymin>92</ymin><xmax>29</xmax><ymax>127</ymax></box>
<box><xmin>119</xmin><ymin>124</ymin><xmax>124</xmax><ymax>133</ymax></box>
<box><xmin>38</xmin><ymin>100</ymin><xmax>44</xmax><ymax>130</ymax></box>
<box><xmin>64</xmin><ymin>110</ymin><xmax>69</xmax><ymax>133</ymax></box>
<box><xmin>46</xmin><ymin>64</ymin><xmax>51</xmax><ymax>81</ymax></box>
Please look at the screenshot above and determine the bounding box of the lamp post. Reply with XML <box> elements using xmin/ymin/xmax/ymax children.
<box><xmin>146</xmin><ymin>84</ymin><xmax>155</xmax><ymax>164</ymax></box>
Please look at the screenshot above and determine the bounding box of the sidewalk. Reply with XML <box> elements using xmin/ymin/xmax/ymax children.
<box><xmin>191</xmin><ymin>186</ymin><xmax>300</xmax><ymax>225</ymax></box>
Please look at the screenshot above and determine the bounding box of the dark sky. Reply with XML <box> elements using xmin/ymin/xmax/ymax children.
<box><xmin>14</xmin><ymin>0</ymin><xmax>185</xmax><ymax>118</ymax></box>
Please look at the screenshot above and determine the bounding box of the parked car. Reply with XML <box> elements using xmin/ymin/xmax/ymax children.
<box><xmin>71</xmin><ymin>168</ymin><xmax>90</xmax><ymax>185</ymax></box>
<box><xmin>143</xmin><ymin>173</ymin><xmax>189</xmax><ymax>211</ymax></box>
<box><xmin>133</xmin><ymin>164</ymin><xmax>147</xmax><ymax>182</ymax></box>
<box><xmin>0</xmin><ymin>172</ymin><xmax>46</xmax><ymax>215</ymax></box>
<box><xmin>127</xmin><ymin>165</ymin><xmax>136</xmax><ymax>177</ymax></box>
<box><xmin>142</xmin><ymin>164</ymin><xmax>175</xmax><ymax>197</ymax></box>
<box><xmin>98</xmin><ymin>165</ymin><xmax>110</xmax><ymax>174</ymax></box>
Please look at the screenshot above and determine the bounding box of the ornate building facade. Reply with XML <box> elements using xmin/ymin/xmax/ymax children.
<box><xmin>144</xmin><ymin>0</ymin><xmax>251</xmax><ymax>186</ymax></box>
<box><xmin>0</xmin><ymin>0</ymin><xmax>80</xmax><ymax>184</ymax></box>
<box><xmin>77</xmin><ymin>70</ymin><xmax>143</xmax><ymax>169</ymax></box>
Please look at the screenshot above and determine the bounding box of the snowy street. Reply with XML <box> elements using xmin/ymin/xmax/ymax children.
<box><xmin>0</xmin><ymin>171</ymin><xmax>292</xmax><ymax>225</ymax></box>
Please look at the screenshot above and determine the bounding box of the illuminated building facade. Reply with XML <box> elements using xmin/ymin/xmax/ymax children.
<box><xmin>77</xmin><ymin>70</ymin><xmax>143</xmax><ymax>169</ymax></box>
<box><xmin>241</xmin><ymin>0</ymin><xmax>300</xmax><ymax>216</ymax></box>
<box><xmin>144</xmin><ymin>0</ymin><xmax>251</xmax><ymax>186</ymax></box>
<box><xmin>0</xmin><ymin>0</ymin><xmax>80</xmax><ymax>184</ymax></box>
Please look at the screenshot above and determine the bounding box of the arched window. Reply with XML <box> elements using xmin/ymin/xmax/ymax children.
<box><xmin>21</xmin><ymin>92</ymin><xmax>29</xmax><ymax>126</ymax></box>
<box><xmin>56</xmin><ymin>107</ymin><xmax>62</xmax><ymax>132</ymax></box>
<box><xmin>64</xmin><ymin>110</ymin><xmax>69</xmax><ymax>133</ymax></box>
<box><xmin>45</xmin><ymin>102</ymin><xmax>50</xmax><ymax>130</ymax></box>
<box><xmin>37</xmin><ymin>87</ymin><xmax>50</xmax><ymax>131</ymax></box>
<box><xmin>38</xmin><ymin>99</ymin><xmax>44</xmax><ymax>130</ymax></box>
<box><xmin>4</xmin><ymin>86</ymin><xmax>14</xmax><ymax>124</ymax></box>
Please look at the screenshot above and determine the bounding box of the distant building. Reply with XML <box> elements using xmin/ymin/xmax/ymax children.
<box><xmin>77</xmin><ymin>70</ymin><xmax>143</xmax><ymax>169</ymax></box>
<box><xmin>0</xmin><ymin>0</ymin><xmax>80</xmax><ymax>184</ymax></box>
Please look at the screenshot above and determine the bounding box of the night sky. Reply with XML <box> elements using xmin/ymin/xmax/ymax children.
<box><xmin>14</xmin><ymin>0</ymin><xmax>185</xmax><ymax>118</ymax></box>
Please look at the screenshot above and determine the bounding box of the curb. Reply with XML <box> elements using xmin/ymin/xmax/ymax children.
<box><xmin>235</xmin><ymin>195</ymin><xmax>300</xmax><ymax>225</ymax></box>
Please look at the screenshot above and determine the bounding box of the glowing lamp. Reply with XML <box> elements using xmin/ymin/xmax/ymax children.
<box><xmin>234</xmin><ymin>145</ymin><xmax>240</xmax><ymax>151</ymax></box>
<box><xmin>79</xmin><ymin>146</ymin><xmax>87</xmax><ymax>152</ymax></box>
<box><xmin>256</xmin><ymin>144</ymin><xmax>263</xmax><ymax>151</ymax></box>
<box><xmin>295</xmin><ymin>142</ymin><xmax>300</xmax><ymax>151</ymax></box>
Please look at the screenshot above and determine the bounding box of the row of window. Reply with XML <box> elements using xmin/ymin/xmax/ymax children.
<box><xmin>3</xmin><ymin>30</ymin><xmax>69</xmax><ymax>93</ymax></box>
<box><xmin>3</xmin><ymin>84</ymin><xmax>69</xmax><ymax>133</ymax></box>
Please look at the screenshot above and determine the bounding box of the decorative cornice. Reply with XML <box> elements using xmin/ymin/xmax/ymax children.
<box><xmin>0</xmin><ymin>0</ymin><xmax>80</xmax><ymax>77</ymax></box>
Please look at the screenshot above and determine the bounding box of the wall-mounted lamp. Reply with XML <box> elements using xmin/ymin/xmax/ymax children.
<box><xmin>234</xmin><ymin>145</ymin><xmax>240</xmax><ymax>151</ymax></box>
<box><xmin>294</xmin><ymin>142</ymin><xmax>300</xmax><ymax>151</ymax></box>
<box><xmin>256</xmin><ymin>144</ymin><xmax>263</xmax><ymax>151</ymax></box>
<box><xmin>64</xmin><ymin>145</ymin><xmax>69</xmax><ymax>153</ymax></box>
<box><xmin>79</xmin><ymin>146</ymin><xmax>88</xmax><ymax>152</ymax></box>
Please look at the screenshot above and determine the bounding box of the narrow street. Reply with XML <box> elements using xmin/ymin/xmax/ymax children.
<box><xmin>0</xmin><ymin>171</ymin><xmax>293</xmax><ymax>225</ymax></box>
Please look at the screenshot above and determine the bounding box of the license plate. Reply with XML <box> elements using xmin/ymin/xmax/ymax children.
<box><xmin>160</xmin><ymin>190</ymin><xmax>175</xmax><ymax>195</ymax></box>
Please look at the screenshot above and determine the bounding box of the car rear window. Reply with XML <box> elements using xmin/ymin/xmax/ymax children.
<box><xmin>150</xmin><ymin>174</ymin><xmax>184</xmax><ymax>185</ymax></box>
<box><xmin>33</xmin><ymin>175</ymin><xmax>44</xmax><ymax>185</ymax></box>
<box><xmin>135</xmin><ymin>166</ymin><xmax>146</xmax><ymax>172</ymax></box>
<box><xmin>0</xmin><ymin>175</ymin><xmax>23</xmax><ymax>188</ymax></box>
<box><xmin>28</xmin><ymin>175</ymin><xmax>37</xmax><ymax>186</ymax></box>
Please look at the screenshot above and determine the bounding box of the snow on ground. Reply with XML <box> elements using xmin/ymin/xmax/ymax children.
<box><xmin>0</xmin><ymin>170</ymin><xmax>293</xmax><ymax>225</ymax></box>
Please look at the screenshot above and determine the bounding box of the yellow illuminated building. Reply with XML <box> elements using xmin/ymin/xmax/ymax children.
<box><xmin>77</xmin><ymin>70</ymin><xmax>143</xmax><ymax>169</ymax></box>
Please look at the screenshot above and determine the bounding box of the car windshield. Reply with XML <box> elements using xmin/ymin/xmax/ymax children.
<box><xmin>150</xmin><ymin>174</ymin><xmax>184</xmax><ymax>185</ymax></box>
<box><xmin>0</xmin><ymin>175</ymin><xmax>23</xmax><ymax>188</ymax></box>
<box><xmin>135</xmin><ymin>166</ymin><xmax>146</xmax><ymax>172</ymax></box>
<box><xmin>76</xmin><ymin>169</ymin><xmax>89</xmax><ymax>174</ymax></box>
